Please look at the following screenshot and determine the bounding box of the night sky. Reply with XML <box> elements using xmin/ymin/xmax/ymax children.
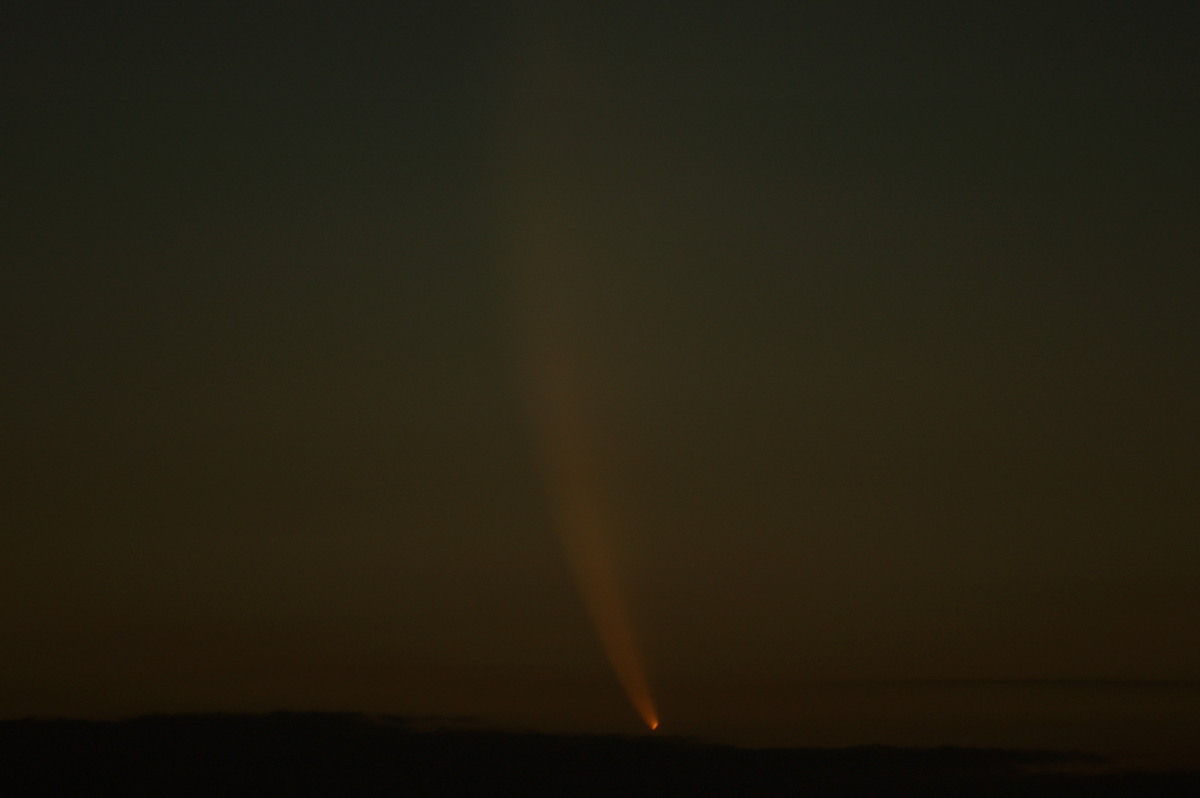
<box><xmin>4</xmin><ymin>1</ymin><xmax>1198</xmax><ymax>766</ymax></box>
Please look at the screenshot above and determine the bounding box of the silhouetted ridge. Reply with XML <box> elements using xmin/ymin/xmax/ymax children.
<box><xmin>0</xmin><ymin>713</ymin><xmax>1194</xmax><ymax>797</ymax></box>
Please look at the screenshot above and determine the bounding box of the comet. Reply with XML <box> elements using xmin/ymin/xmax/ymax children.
<box><xmin>498</xmin><ymin>5</ymin><xmax>660</xmax><ymax>735</ymax></box>
<box><xmin>507</xmin><ymin>237</ymin><xmax>660</xmax><ymax>734</ymax></box>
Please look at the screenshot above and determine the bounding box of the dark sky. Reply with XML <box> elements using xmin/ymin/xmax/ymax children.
<box><xmin>3</xmin><ymin>0</ymin><xmax>1198</xmax><ymax>763</ymax></box>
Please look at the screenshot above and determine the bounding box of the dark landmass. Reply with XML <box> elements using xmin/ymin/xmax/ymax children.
<box><xmin>1</xmin><ymin>712</ymin><xmax>1196</xmax><ymax>796</ymax></box>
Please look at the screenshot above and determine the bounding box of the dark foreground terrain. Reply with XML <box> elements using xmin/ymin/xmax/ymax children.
<box><xmin>1</xmin><ymin>713</ymin><xmax>1196</xmax><ymax>796</ymax></box>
